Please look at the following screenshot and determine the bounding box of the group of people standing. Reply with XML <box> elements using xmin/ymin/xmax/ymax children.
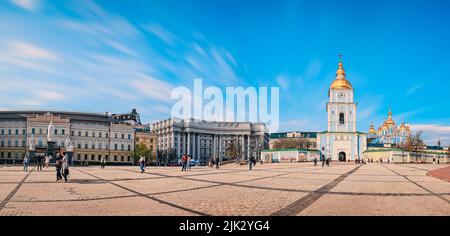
<box><xmin>55</xmin><ymin>152</ymin><xmax>70</xmax><ymax>182</ymax></box>
<box><xmin>318</xmin><ymin>157</ymin><xmax>331</xmax><ymax>167</ymax></box>
<box><xmin>22</xmin><ymin>154</ymin><xmax>50</xmax><ymax>172</ymax></box>
<box><xmin>209</xmin><ymin>157</ymin><xmax>220</xmax><ymax>169</ymax></box>
<box><xmin>181</xmin><ymin>154</ymin><xmax>192</xmax><ymax>171</ymax></box>
<box><xmin>22</xmin><ymin>152</ymin><xmax>70</xmax><ymax>183</ymax></box>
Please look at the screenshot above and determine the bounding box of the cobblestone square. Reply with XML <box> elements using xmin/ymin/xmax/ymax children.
<box><xmin>0</xmin><ymin>163</ymin><xmax>449</xmax><ymax>216</ymax></box>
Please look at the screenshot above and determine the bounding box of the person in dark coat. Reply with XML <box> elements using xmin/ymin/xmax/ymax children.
<box><xmin>55</xmin><ymin>152</ymin><xmax>63</xmax><ymax>181</ymax></box>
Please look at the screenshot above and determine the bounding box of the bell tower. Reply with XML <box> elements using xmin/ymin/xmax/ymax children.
<box><xmin>327</xmin><ymin>56</ymin><xmax>357</xmax><ymax>132</ymax></box>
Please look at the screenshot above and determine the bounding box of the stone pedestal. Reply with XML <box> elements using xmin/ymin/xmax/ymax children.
<box><xmin>47</xmin><ymin>141</ymin><xmax>57</xmax><ymax>161</ymax></box>
<box><xmin>29</xmin><ymin>150</ymin><xmax>36</xmax><ymax>159</ymax></box>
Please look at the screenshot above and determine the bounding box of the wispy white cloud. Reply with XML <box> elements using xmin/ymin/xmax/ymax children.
<box><xmin>405</xmin><ymin>84</ymin><xmax>423</xmax><ymax>96</ymax></box>
<box><xmin>10</xmin><ymin>0</ymin><xmax>40</xmax><ymax>12</ymax></box>
<box><xmin>129</xmin><ymin>76</ymin><xmax>174</xmax><ymax>102</ymax></box>
<box><xmin>9</xmin><ymin>40</ymin><xmax>59</xmax><ymax>61</ymax></box>
<box><xmin>0</xmin><ymin>40</ymin><xmax>60</xmax><ymax>74</ymax></box>
<box><xmin>144</xmin><ymin>23</ymin><xmax>179</xmax><ymax>46</ymax></box>
<box><xmin>395</xmin><ymin>108</ymin><xmax>427</xmax><ymax>122</ymax></box>
<box><xmin>410</xmin><ymin>123</ymin><xmax>450</xmax><ymax>146</ymax></box>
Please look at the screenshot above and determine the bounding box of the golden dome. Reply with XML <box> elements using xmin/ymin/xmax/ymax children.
<box><xmin>399</xmin><ymin>123</ymin><xmax>406</xmax><ymax>130</ymax></box>
<box><xmin>330</xmin><ymin>59</ymin><xmax>352</xmax><ymax>89</ymax></box>
<box><xmin>369</xmin><ymin>123</ymin><xmax>376</xmax><ymax>133</ymax></box>
<box><xmin>385</xmin><ymin>110</ymin><xmax>396</xmax><ymax>126</ymax></box>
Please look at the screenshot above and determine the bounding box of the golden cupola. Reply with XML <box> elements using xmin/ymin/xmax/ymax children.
<box><xmin>399</xmin><ymin>123</ymin><xmax>406</xmax><ymax>130</ymax></box>
<box><xmin>330</xmin><ymin>57</ymin><xmax>353</xmax><ymax>90</ymax></box>
<box><xmin>369</xmin><ymin>123</ymin><xmax>376</xmax><ymax>134</ymax></box>
<box><xmin>385</xmin><ymin>110</ymin><xmax>396</xmax><ymax>126</ymax></box>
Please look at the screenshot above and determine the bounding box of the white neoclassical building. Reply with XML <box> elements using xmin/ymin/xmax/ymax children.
<box><xmin>0</xmin><ymin>111</ymin><xmax>135</xmax><ymax>164</ymax></box>
<box><xmin>152</xmin><ymin>118</ymin><xmax>269</xmax><ymax>165</ymax></box>
<box><xmin>317</xmin><ymin>59</ymin><xmax>367</xmax><ymax>161</ymax></box>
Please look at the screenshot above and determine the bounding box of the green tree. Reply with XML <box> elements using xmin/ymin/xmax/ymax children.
<box><xmin>134</xmin><ymin>143</ymin><xmax>151</xmax><ymax>165</ymax></box>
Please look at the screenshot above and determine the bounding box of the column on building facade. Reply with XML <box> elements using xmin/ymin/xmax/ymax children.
<box><xmin>242</xmin><ymin>135</ymin><xmax>245</xmax><ymax>160</ymax></box>
<box><xmin>196</xmin><ymin>133</ymin><xmax>200</xmax><ymax>162</ymax></box>
<box><xmin>213</xmin><ymin>134</ymin><xmax>216</xmax><ymax>160</ymax></box>
<box><xmin>171</xmin><ymin>131</ymin><xmax>175</xmax><ymax>152</ymax></box>
<box><xmin>192</xmin><ymin>132</ymin><xmax>196</xmax><ymax>159</ymax></box>
<box><xmin>176</xmin><ymin>131</ymin><xmax>181</xmax><ymax>159</ymax></box>
<box><xmin>218</xmin><ymin>134</ymin><xmax>222</xmax><ymax>162</ymax></box>
<box><xmin>184</xmin><ymin>132</ymin><xmax>187</xmax><ymax>155</ymax></box>
<box><xmin>247</xmin><ymin>135</ymin><xmax>250</xmax><ymax>160</ymax></box>
<box><xmin>187</xmin><ymin>132</ymin><xmax>191</xmax><ymax>155</ymax></box>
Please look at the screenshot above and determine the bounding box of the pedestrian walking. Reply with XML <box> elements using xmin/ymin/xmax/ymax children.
<box><xmin>215</xmin><ymin>157</ymin><xmax>220</xmax><ymax>169</ymax></box>
<box><xmin>181</xmin><ymin>154</ymin><xmax>187</xmax><ymax>171</ymax></box>
<box><xmin>249</xmin><ymin>157</ymin><xmax>254</xmax><ymax>170</ymax></box>
<box><xmin>314</xmin><ymin>157</ymin><xmax>318</xmax><ymax>167</ymax></box>
<box><xmin>55</xmin><ymin>153</ymin><xmax>63</xmax><ymax>181</ymax></box>
<box><xmin>139</xmin><ymin>155</ymin><xmax>146</xmax><ymax>173</ymax></box>
<box><xmin>23</xmin><ymin>155</ymin><xmax>29</xmax><ymax>171</ymax></box>
<box><xmin>45</xmin><ymin>155</ymin><xmax>50</xmax><ymax>168</ymax></box>
<box><xmin>326</xmin><ymin>158</ymin><xmax>330</xmax><ymax>167</ymax></box>
<box><xmin>322</xmin><ymin>158</ymin><xmax>325</xmax><ymax>167</ymax></box>
<box><xmin>36</xmin><ymin>155</ymin><xmax>43</xmax><ymax>171</ymax></box>
<box><xmin>100</xmin><ymin>156</ymin><xmax>106</xmax><ymax>169</ymax></box>
<box><xmin>62</xmin><ymin>152</ymin><xmax>70</xmax><ymax>183</ymax></box>
<box><xmin>209</xmin><ymin>157</ymin><xmax>213</xmax><ymax>168</ymax></box>
<box><xmin>433</xmin><ymin>158</ymin><xmax>436</xmax><ymax>165</ymax></box>
<box><xmin>187</xmin><ymin>155</ymin><xmax>191</xmax><ymax>171</ymax></box>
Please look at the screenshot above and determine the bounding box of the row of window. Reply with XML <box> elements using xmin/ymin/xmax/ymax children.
<box><xmin>72</xmin><ymin>131</ymin><xmax>132</xmax><ymax>140</ymax></box>
<box><xmin>0</xmin><ymin>152</ymin><xmax>22</xmax><ymax>158</ymax></box>
<box><xmin>29</xmin><ymin>128</ymin><xmax>66</xmax><ymax>135</ymax></box>
<box><xmin>0</xmin><ymin>140</ymin><xmax>26</xmax><ymax>147</ymax></box>
<box><xmin>0</xmin><ymin>140</ymin><xmax>132</xmax><ymax>151</ymax></box>
<box><xmin>0</xmin><ymin>152</ymin><xmax>131</xmax><ymax>162</ymax></box>
<box><xmin>1</xmin><ymin>128</ymin><xmax>26</xmax><ymax>135</ymax></box>
<box><xmin>75</xmin><ymin>143</ymin><xmax>131</xmax><ymax>151</ymax></box>
<box><xmin>1</xmin><ymin>128</ymin><xmax>132</xmax><ymax>140</ymax></box>
<box><xmin>76</xmin><ymin>153</ymin><xmax>131</xmax><ymax>162</ymax></box>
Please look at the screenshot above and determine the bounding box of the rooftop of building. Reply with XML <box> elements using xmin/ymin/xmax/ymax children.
<box><xmin>262</xmin><ymin>148</ymin><xmax>320</xmax><ymax>152</ymax></box>
<box><xmin>0</xmin><ymin>110</ymin><xmax>130</xmax><ymax>124</ymax></box>
<box><xmin>269</xmin><ymin>132</ymin><xmax>318</xmax><ymax>139</ymax></box>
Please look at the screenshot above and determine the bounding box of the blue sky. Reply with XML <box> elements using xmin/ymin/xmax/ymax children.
<box><xmin>1</xmin><ymin>0</ymin><xmax>449</xmax><ymax>145</ymax></box>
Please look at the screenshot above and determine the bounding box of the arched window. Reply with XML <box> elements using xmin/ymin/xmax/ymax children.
<box><xmin>339</xmin><ymin>113</ymin><xmax>345</xmax><ymax>125</ymax></box>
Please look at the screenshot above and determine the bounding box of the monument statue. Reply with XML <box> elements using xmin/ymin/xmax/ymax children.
<box><xmin>47</xmin><ymin>121</ymin><xmax>55</xmax><ymax>142</ymax></box>
<box><xmin>65</xmin><ymin>137</ymin><xmax>74</xmax><ymax>152</ymax></box>
<box><xmin>29</xmin><ymin>136</ymin><xmax>35</xmax><ymax>151</ymax></box>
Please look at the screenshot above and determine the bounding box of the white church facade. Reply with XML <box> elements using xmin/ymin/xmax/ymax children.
<box><xmin>317</xmin><ymin>59</ymin><xmax>367</xmax><ymax>161</ymax></box>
